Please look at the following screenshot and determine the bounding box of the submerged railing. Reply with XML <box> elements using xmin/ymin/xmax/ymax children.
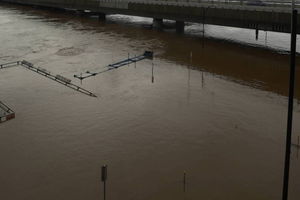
<box><xmin>74</xmin><ymin>51</ymin><xmax>153</xmax><ymax>80</ymax></box>
<box><xmin>0</xmin><ymin>101</ymin><xmax>15</xmax><ymax>123</ymax></box>
<box><xmin>0</xmin><ymin>60</ymin><xmax>97</xmax><ymax>97</ymax></box>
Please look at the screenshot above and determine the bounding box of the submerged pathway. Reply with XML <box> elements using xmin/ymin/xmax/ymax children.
<box><xmin>0</xmin><ymin>60</ymin><xmax>97</xmax><ymax>97</ymax></box>
<box><xmin>74</xmin><ymin>51</ymin><xmax>153</xmax><ymax>80</ymax></box>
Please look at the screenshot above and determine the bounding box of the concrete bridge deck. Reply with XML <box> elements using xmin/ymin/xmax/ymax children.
<box><xmin>1</xmin><ymin>0</ymin><xmax>300</xmax><ymax>33</ymax></box>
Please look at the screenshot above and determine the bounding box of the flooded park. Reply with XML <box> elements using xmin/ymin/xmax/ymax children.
<box><xmin>0</xmin><ymin>2</ymin><xmax>300</xmax><ymax>200</ymax></box>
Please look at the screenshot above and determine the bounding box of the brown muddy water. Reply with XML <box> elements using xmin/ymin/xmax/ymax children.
<box><xmin>1</xmin><ymin>3</ymin><xmax>300</xmax><ymax>200</ymax></box>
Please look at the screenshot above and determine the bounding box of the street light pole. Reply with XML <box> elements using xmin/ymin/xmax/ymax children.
<box><xmin>282</xmin><ymin>9</ymin><xmax>297</xmax><ymax>200</ymax></box>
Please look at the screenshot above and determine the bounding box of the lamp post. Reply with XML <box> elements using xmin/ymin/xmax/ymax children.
<box><xmin>282</xmin><ymin>8</ymin><xmax>297</xmax><ymax>200</ymax></box>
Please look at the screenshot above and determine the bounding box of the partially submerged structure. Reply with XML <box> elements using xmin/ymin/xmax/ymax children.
<box><xmin>0</xmin><ymin>51</ymin><xmax>152</xmax><ymax>123</ymax></box>
<box><xmin>0</xmin><ymin>60</ymin><xmax>97</xmax><ymax>97</ymax></box>
<box><xmin>74</xmin><ymin>51</ymin><xmax>153</xmax><ymax>80</ymax></box>
<box><xmin>0</xmin><ymin>101</ymin><xmax>15</xmax><ymax>123</ymax></box>
<box><xmin>0</xmin><ymin>60</ymin><xmax>97</xmax><ymax>124</ymax></box>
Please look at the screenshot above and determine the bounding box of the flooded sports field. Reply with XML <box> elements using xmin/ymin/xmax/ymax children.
<box><xmin>0</xmin><ymin>3</ymin><xmax>300</xmax><ymax>200</ymax></box>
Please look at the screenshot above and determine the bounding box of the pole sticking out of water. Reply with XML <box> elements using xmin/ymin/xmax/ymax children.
<box><xmin>101</xmin><ymin>165</ymin><xmax>108</xmax><ymax>200</ymax></box>
<box><xmin>183</xmin><ymin>171</ymin><xmax>186</xmax><ymax>193</ymax></box>
<box><xmin>151</xmin><ymin>62</ymin><xmax>154</xmax><ymax>83</ymax></box>
<box><xmin>202</xmin><ymin>23</ymin><xmax>205</xmax><ymax>48</ymax></box>
<box><xmin>255</xmin><ymin>29</ymin><xmax>259</xmax><ymax>40</ymax></box>
<box><xmin>297</xmin><ymin>136</ymin><xmax>299</xmax><ymax>159</ymax></box>
<box><xmin>282</xmin><ymin>9</ymin><xmax>297</xmax><ymax>200</ymax></box>
<box><xmin>202</xmin><ymin>8</ymin><xmax>206</xmax><ymax>48</ymax></box>
<box><xmin>187</xmin><ymin>52</ymin><xmax>192</xmax><ymax>103</ymax></box>
<box><xmin>135</xmin><ymin>55</ymin><xmax>136</xmax><ymax>68</ymax></box>
<box><xmin>202</xmin><ymin>72</ymin><xmax>205</xmax><ymax>89</ymax></box>
<box><xmin>265</xmin><ymin>31</ymin><xmax>268</xmax><ymax>46</ymax></box>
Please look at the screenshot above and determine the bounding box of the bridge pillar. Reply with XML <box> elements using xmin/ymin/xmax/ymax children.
<box><xmin>98</xmin><ymin>13</ymin><xmax>106</xmax><ymax>20</ymax></box>
<box><xmin>176</xmin><ymin>21</ymin><xmax>185</xmax><ymax>34</ymax></box>
<box><xmin>153</xmin><ymin>18</ymin><xmax>163</xmax><ymax>29</ymax></box>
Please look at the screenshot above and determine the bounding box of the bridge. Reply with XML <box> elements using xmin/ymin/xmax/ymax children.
<box><xmin>0</xmin><ymin>0</ymin><xmax>300</xmax><ymax>34</ymax></box>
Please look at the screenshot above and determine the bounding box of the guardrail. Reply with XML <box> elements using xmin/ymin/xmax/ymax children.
<box><xmin>130</xmin><ymin>0</ymin><xmax>300</xmax><ymax>6</ymax></box>
<box><xmin>127</xmin><ymin>0</ymin><xmax>300</xmax><ymax>7</ymax></box>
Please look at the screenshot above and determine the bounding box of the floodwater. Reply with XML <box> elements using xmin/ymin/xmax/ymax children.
<box><xmin>0</xmin><ymin>3</ymin><xmax>300</xmax><ymax>200</ymax></box>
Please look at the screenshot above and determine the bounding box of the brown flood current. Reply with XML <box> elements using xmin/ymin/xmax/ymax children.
<box><xmin>0</xmin><ymin>3</ymin><xmax>300</xmax><ymax>200</ymax></box>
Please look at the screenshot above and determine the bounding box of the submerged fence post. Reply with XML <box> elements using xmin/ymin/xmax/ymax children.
<box><xmin>282</xmin><ymin>9</ymin><xmax>297</xmax><ymax>200</ymax></box>
<box><xmin>102</xmin><ymin>165</ymin><xmax>108</xmax><ymax>200</ymax></box>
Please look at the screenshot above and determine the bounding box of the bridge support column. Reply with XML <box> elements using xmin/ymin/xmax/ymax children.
<box><xmin>153</xmin><ymin>18</ymin><xmax>163</xmax><ymax>29</ymax></box>
<box><xmin>176</xmin><ymin>21</ymin><xmax>185</xmax><ymax>34</ymax></box>
<box><xmin>98</xmin><ymin>13</ymin><xmax>106</xmax><ymax>21</ymax></box>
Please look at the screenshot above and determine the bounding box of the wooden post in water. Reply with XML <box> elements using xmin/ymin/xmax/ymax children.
<box><xmin>102</xmin><ymin>165</ymin><xmax>108</xmax><ymax>200</ymax></box>
<box><xmin>282</xmin><ymin>9</ymin><xmax>297</xmax><ymax>200</ymax></box>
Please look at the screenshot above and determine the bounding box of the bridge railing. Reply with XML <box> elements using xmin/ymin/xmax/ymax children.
<box><xmin>194</xmin><ymin>0</ymin><xmax>300</xmax><ymax>6</ymax></box>
<box><xmin>127</xmin><ymin>0</ymin><xmax>300</xmax><ymax>8</ymax></box>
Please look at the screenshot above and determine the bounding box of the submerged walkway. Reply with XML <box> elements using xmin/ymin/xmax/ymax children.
<box><xmin>0</xmin><ymin>60</ymin><xmax>97</xmax><ymax>97</ymax></box>
<box><xmin>74</xmin><ymin>51</ymin><xmax>153</xmax><ymax>80</ymax></box>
